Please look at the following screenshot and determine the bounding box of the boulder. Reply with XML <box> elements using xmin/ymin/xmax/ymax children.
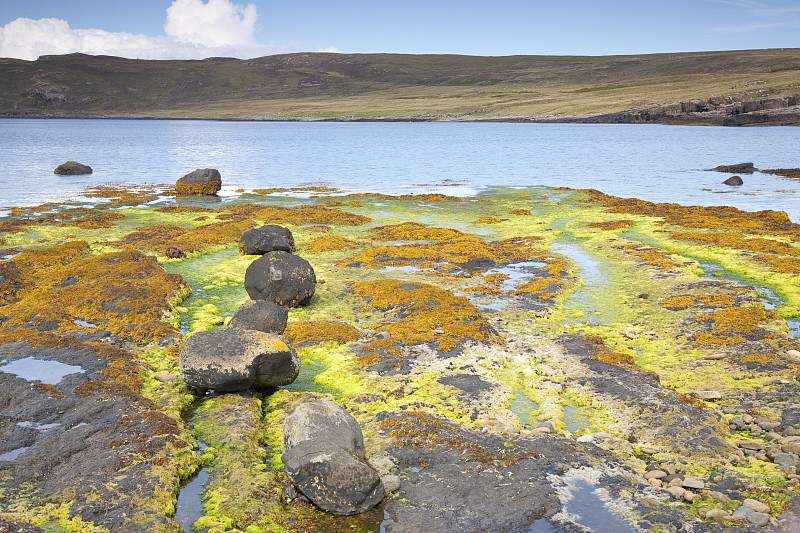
<box><xmin>714</xmin><ymin>163</ymin><xmax>756</xmax><ymax>174</ymax></box>
<box><xmin>283</xmin><ymin>400</ymin><xmax>366</xmax><ymax>459</ymax></box>
<box><xmin>244</xmin><ymin>251</ymin><xmax>316</xmax><ymax>307</ymax></box>
<box><xmin>239</xmin><ymin>225</ymin><xmax>295</xmax><ymax>255</ymax></box>
<box><xmin>175</xmin><ymin>168</ymin><xmax>222</xmax><ymax>195</ymax></box>
<box><xmin>165</xmin><ymin>246</ymin><xmax>187</xmax><ymax>259</ymax></box>
<box><xmin>723</xmin><ymin>176</ymin><xmax>743</xmax><ymax>186</ymax></box>
<box><xmin>282</xmin><ymin>439</ymin><xmax>384</xmax><ymax>516</ymax></box>
<box><xmin>54</xmin><ymin>161</ymin><xmax>92</xmax><ymax>175</ymax></box>
<box><xmin>227</xmin><ymin>300</ymin><xmax>288</xmax><ymax>334</ymax></box>
<box><xmin>179</xmin><ymin>329</ymin><xmax>299</xmax><ymax>393</ymax></box>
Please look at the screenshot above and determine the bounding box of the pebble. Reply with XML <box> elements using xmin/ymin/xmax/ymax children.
<box><xmin>705</xmin><ymin>508</ymin><xmax>731</xmax><ymax>520</ymax></box>
<box><xmin>528</xmin><ymin>427</ymin><xmax>551</xmax><ymax>435</ymax></box>
<box><xmin>648</xmin><ymin>478</ymin><xmax>662</xmax><ymax>487</ymax></box>
<box><xmin>683</xmin><ymin>491</ymin><xmax>700</xmax><ymax>503</ymax></box>
<box><xmin>659</xmin><ymin>464</ymin><xmax>677</xmax><ymax>476</ymax></box>
<box><xmin>785</xmin><ymin>427</ymin><xmax>800</xmax><ymax>437</ymax></box>
<box><xmin>743</xmin><ymin>414</ymin><xmax>754</xmax><ymax>424</ymax></box>
<box><xmin>682</xmin><ymin>477</ymin><xmax>705</xmax><ymax>490</ymax></box>
<box><xmin>402</xmin><ymin>385</ymin><xmax>414</xmax><ymax>395</ymax></box>
<box><xmin>381</xmin><ymin>475</ymin><xmax>401</xmax><ymax>496</ymax></box>
<box><xmin>738</xmin><ymin>440</ymin><xmax>766</xmax><ymax>451</ymax></box>
<box><xmin>154</xmin><ymin>373</ymin><xmax>179</xmax><ymax>383</ymax></box>
<box><xmin>747</xmin><ymin>512</ymin><xmax>771</xmax><ymax>526</ymax></box>
<box><xmin>787</xmin><ymin>349</ymin><xmax>800</xmax><ymax>359</ymax></box>
<box><xmin>576</xmin><ymin>435</ymin><xmax>593</xmax><ymax>443</ymax></box>
<box><xmin>764</xmin><ymin>432</ymin><xmax>782</xmax><ymax>442</ymax></box>
<box><xmin>639</xmin><ymin>447</ymin><xmax>659</xmax><ymax>455</ymax></box>
<box><xmin>644</xmin><ymin>470</ymin><xmax>668</xmax><ymax>480</ymax></box>
<box><xmin>703</xmin><ymin>352</ymin><xmax>727</xmax><ymax>360</ymax></box>
<box><xmin>704</xmin><ymin>490</ymin><xmax>731</xmax><ymax>503</ymax></box>
<box><xmin>782</xmin><ymin>443</ymin><xmax>800</xmax><ymax>455</ymax></box>
<box><xmin>742</xmin><ymin>498</ymin><xmax>770</xmax><ymax>514</ymax></box>
<box><xmin>667</xmin><ymin>486</ymin><xmax>685</xmax><ymax>499</ymax></box>
<box><xmin>668</xmin><ymin>477</ymin><xmax>683</xmax><ymax>487</ymax></box>
<box><xmin>692</xmin><ymin>390</ymin><xmax>722</xmax><ymax>400</ymax></box>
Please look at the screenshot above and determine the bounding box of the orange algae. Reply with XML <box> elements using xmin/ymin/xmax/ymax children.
<box><xmin>59</xmin><ymin>212</ymin><xmax>126</xmax><ymax>230</ymax></box>
<box><xmin>762</xmin><ymin>168</ymin><xmax>800</xmax><ymax>180</ymax></box>
<box><xmin>0</xmin><ymin>244</ymin><xmax>188</xmax><ymax>343</ymax></box>
<box><xmin>349</xmin><ymin>279</ymin><xmax>501</xmax><ymax>357</ymax></box>
<box><xmin>615</xmin><ymin>242</ymin><xmax>682</xmax><ymax>269</ymax></box>
<box><xmin>109</xmin><ymin>219</ymin><xmax>255</xmax><ymax>254</ymax></box>
<box><xmin>476</xmin><ymin>217</ymin><xmax>503</xmax><ymax>224</ymax></box>
<box><xmin>302</xmin><ymin>235</ymin><xmax>362</xmax><ymax>254</ymax></box>
<box><xmin>371</xmin><ymin>222</ymin><xmax>464</xmax><ymax>241</ymax></box>
<box><xmin>283</xmin><ymin>320</ymin><xmax>363</xmax><ymax>347</ymax></box>
<box><xmin>660</xmin><ymin>294</ymin><xmax>737</xmax><ymax>310</ymax></box>
<box><xmin>583</xmin><ymin>334</ymin><xmax>636</xmax><ymax>368</ymax></box>
<box><xmin>588</xmin><ymin>219</ymin><xmax>637</xmax><ymax>231</ymax></box>
<box><xmin>509</xmin><ymin>209</ymin><xmax>531</xmax><ymax>216</ymax></box>
<box><xmin>579</xmin><ymin>188</ymin><xmax>800</xmax><ymax>236</ymax></box>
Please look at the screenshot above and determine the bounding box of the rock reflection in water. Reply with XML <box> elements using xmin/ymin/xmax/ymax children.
<box><xmin>563</xmin><ymin>479</ymin><xmax>635</xmax><ymax>533</ymax></box>
<box><xmin>175</xmin><ymin>467</ymin><xmax>210</xmax><ymax>532</ymax></box>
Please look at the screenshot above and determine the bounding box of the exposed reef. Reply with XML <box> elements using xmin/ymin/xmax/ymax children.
<box><xmin>1</xmin><ymin>181</ymin><xmax>799</xmax><ymax>532</ymax></box>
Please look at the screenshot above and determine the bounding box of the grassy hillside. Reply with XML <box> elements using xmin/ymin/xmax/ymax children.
<box><xmin>1</xmin><ymin>49</ymin><xmax>799</xmax><ymax>120</ymax></box>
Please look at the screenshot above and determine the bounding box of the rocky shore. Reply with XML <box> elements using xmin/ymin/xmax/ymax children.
<box><xmin>1</xmin><ymin>176</ymin><xmax>800</xmax><ymax>532</ymax></box>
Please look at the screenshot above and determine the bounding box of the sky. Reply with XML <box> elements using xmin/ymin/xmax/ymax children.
<box><xmin>0</xmin><ymin>0</ymin><xmax>798</xmax><ymax>61</ymax></box>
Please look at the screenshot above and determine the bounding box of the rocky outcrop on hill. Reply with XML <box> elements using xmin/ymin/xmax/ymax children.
<box><xmin>576</xmin><ymin>94</ymin><xmax>800</xmax><ymax>126</ymax></box>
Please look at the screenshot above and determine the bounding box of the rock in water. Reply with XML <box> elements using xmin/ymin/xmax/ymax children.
<box><xmin>54</xmin><ymin>161</ymin><xmax>92</xmax><ymax>175</ymax></box>
<box><xmin>239</xmin><ymin>225</ymin><xmax>295</xmax><ymax>255</ymax></box>
<box><xmin>283</xmin><ymin>400</ymin><xmax>366</xmax><ymax>459</ymax></box>
<box><xmin>244</xmin><ymin>251</ymin><xmax>316</xmax><ymax>307</ymax></box>
<box><xmin>175</xmin><ymin>168</ymin><xmax>222</xmax><ymax>195</ymax></box>
<box><xmin>282</xmin><ymin>400</ymin><xmax>384</xmax><ymax>515</ymax></box>
<box><xmin>723</xmin><ymin>176</ymin><xmax>743</xmax><ymax>186</ymax></box>
<box><xmin>714</xmin><ymin>162</ymin><xmax>756</xmax><ymax>174</ymax></box>
<box><xmin>227</xmin><ymin>299</ymin><xmax>289</xmax><ymax>334</ymax></box>
<box><xmin>179</xmin><ymin>329</ymin><xmax>300</xmax><ymax>393</ymax></box>
<box><xmin>282</xmin><ymin>440</ymin><xmax>384</xmax><ymax>515</ymax></box>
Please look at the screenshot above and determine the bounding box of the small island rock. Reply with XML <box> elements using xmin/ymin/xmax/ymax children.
<box><xmin>179</xmin><ymin>328</ymin><xmax>300</xmax><ymax>393</ymax></box>
<box><xmin>239</xmin><ymin>225</ymin><xmax>296</xmax><ymax>255</ymax></box>
<box><xmin>723</xmin><ymin>176</ymin><xmax>744</xmax><ymax>186</ymax></box>
<box><xmin>175</xmin><ymin>168</ymin><xmax>222</xmax><ymax>195</ymax></box>
<box><xmin>714</xmin><ymin>162</ymin><xmax>756</xmax><ymax>174</ymax></box>
<box><xmin>54</xmin><ymin>161</ymin><xmax>92</xmax><ymax>175</ymax></box>
<box><xmin>227</xmin><ymin>299</ymin><xmax>289</xmax><ymax>334</ymax></box>
<box><xmin>244</xmin><ymin>251</ymin><xmax>316</xmax><ymax>307</ymax></box>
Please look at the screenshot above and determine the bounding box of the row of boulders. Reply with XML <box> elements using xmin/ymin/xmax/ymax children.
<box><xmin>177</xmin><ymin>224</ymin><xmax>387</xmax><ymax>515</ymax></box>
<box><xmin>179</xmin><ymin>225</ymin><xmax>312</xmax><ymax>393</ymax></box>
<box><xmin>53</xmin><ymin>163</ymin><xmax>225</xmax><ymax>196</ymax></box>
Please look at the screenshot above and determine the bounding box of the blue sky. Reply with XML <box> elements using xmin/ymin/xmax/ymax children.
<box><xmin>1</xmin><ymin>0</ymin><xmax>798</xmax><ymax>60</ymax></box>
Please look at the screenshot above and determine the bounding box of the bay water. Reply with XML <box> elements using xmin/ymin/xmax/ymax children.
<box><xmin>1</xmin><ymin>119</ymin><xmax>798</xmax><ymax>220</ymax></box>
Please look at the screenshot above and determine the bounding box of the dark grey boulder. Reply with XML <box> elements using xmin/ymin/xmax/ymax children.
<box><xmin>714</xmin><ymin>162</ymin><xmax>755</xmax><ymax>174</ymax></box>
<box><xmin>0</xmin><ymin>518</ymin><xmax>44</xmax><ymax>533</ymax></box>
<box><xmin>723</xmin><ymin>175</ymin><xmax>744</xmax><ymax>186</ymax></box>
<box><xmin>284</xmin><ymin>400</ymin><xmax>366</xmax><ymax>460</ymax></box>
<box><xmin>239</xmin><ymin>225</ymin><xmax>295</xmax><ymax>255</ymax></box>
<box><xmin>282</xmin><ymin>439</ymin><xmax>384</xmax><ymax>516</ymax></box>
<box><xmin>175</xmin><ymin>168</ymin><xmax>222</xmax><ymax>195</ymax></box>
<box><xmin>54</xmin><ymin>161</ymin><xmax>92</xmax><ymax>175</ymax></box>
<box><xmin>227</xmin><ymin>300</ymin><xmax>288</xmax><ymax>334</ymax></box>
<box><xmin>179</xmin><ymin>329</ymin><xmax>299</xmax><ymax>393</ymax></box>
<box><xmin>244</xmin><ymin>251</ymin><xmax>316</xmax><ymax>307</ymax></box>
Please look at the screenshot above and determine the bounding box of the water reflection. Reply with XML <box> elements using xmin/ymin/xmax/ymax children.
<box><xmin>0</xmin><ymin>357</ymin><xmax>84</xmax><ymax>384</ymax></box>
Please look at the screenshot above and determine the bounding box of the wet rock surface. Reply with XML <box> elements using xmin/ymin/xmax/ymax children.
<box><xmin>0</xmin><ymin>336</ymin><xmax>192</xmax><ymax>532</ymax></box>
<box><xmin>244</xmin><ymin>250</ymin><xmax>316</xmax><ymax>307</ymax></box>
<box><xmin>179</xmin><ymin>328</ymin><xmax>300</xmax><ymax>393</ymax></box>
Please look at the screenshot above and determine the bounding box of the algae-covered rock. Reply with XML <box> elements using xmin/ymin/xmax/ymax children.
<box><xmin>283</xmin><ymin>400</ymin><xmax>366</xmax><ymax>459</ymax></box>
<box><xmin>54</xmin><ymin>161</ymin><xmax>92</xmax><ymax>175</ymax></box>
<box><xmin>175</xmin><ymin>168</ymin><xmax>222</xmax><ymax>195</ymax></box>
<box><xmin>179</xmin><ymin>329</ymin><xmax>300</xmax><ymax>393</ymax></box>
<box><xmin>282</xmin><ymin>439</ymin><xmax>384</xmax><ymax>516</ymax></box>
<box><xmin>239</xmin><ymin>224</ymin><xmax>295</xmax><ymax>255</ymax></box>
<box><xmin>227</xmin><ymin>299</ymin><xmax>288</xmax><ymax>334</ymax></box>
<box><xmin>244</xmin><ymin>251</ymin><xmax>316</xmax><ymax>307</ymax></box>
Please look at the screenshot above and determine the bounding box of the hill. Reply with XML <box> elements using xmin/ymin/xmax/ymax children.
<box><xmin>1</xmin><ymin>49</ymin><xmax>799</xmax><ymax>124</ymax></box>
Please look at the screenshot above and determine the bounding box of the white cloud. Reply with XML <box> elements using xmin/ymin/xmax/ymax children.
<box><xmin>0</xmin><ymin>0</ymin><xmax>308</xmax><ymax>60</ymax></box>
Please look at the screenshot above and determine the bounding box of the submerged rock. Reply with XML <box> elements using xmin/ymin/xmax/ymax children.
<box><xmin>244</xmin><ymin>251</ymin><xmax>316</xmax><ymax>307</ymax></box>
<box><xmin>239</xmin><ymin>225</ymin><xmax>295</xmax><ymax>255</ymax></box>
<box><xmin>54</xmin><ymin>161</ymin><xmax>92</xmax><ymax>175</ymax></box>
<box><xmin>179</xmin><ymin>329</ymin><xmax>300</xmax><ymax>393</ymax></box>
<box><xmin>175</xmin><ymin>168</ymin><xmax>222</xmax><ymax>195</ymax></box>
<box><xmin>227</xmin><ymin>299</ymin><xmax>288</xmax><ymax>334</ymax></box>
<box><xmin>282</xmin><ymin>400</ymin><xmax>383</xmax><ymax>515</ymax></box>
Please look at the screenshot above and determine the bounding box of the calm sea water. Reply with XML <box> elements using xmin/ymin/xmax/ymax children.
<box><xmin>1</xmin><ymin>119</ymin><xmax>799</xmax><ymax>220</ymax></box>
